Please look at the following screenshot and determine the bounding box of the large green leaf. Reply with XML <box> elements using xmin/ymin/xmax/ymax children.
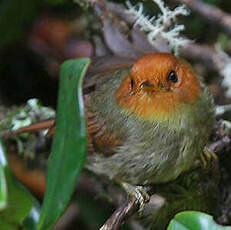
<box><xmin>167</xmin><ymin>211</ymin><xmax>231</xmax><ymax>230</ymax></box>
<box><xmin>0</xmin><ymin>139</ymin><xmax>40</xmax><ymax>230</ymax></box>
<box><xmin>37</xmin><ymin>58</ymin><xmax>90</xmax><ymax>230</ymax></box>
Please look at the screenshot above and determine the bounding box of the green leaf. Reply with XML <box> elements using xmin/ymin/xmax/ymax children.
<box><xmin>1</xmin><ymin>174</ymin><xmax>33</xmax><ymax>226</ymax></box>
<box><xmin>0</xmin><ymin>139</ymin><xmax>40</xmax><ymax>230</ymax></box>
<box><xmin>37</xmin><ymin>58</ymin><xmax>90</xmax><ymax>230</ymax></box>
<box><xmin>0</xmin><ymin>0</ymin><xmax>40</xmax><ymax>48</ymax></box>
<box><xmin>167</xmin><ymin>211</ymin><xmax>231</xmax><ymax>230</ymax></box>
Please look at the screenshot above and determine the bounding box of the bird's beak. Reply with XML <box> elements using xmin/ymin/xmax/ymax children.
<box><xmin>140</xmin><ymin>81</ymin><xmax>170</xmax><ymax>92</ymax></box>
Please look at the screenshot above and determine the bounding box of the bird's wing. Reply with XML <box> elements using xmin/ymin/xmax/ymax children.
<box><xmin>84</xmin><ymin>94</ymin><xmax>124</xmax><ymax>156</ymax></box>
<box><xmin>83</xmin><ymin>56</ymin><xmax>135</xmax><ymax>155</ymax></box>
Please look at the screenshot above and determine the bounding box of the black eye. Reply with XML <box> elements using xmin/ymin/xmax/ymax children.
<box><xmin>167</xmin><ymin>71</ymin><xmax>178</xmax><ymax>83</ymax></box>
<box><xmin>140</xmin><ymin>81</ymin><xmax>152</xmax><ymax>88</ymax></box>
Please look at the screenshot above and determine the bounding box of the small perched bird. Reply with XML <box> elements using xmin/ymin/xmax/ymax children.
<box><xmin>12</xmin><ymin>53</ymin><xmax>215</xmax><ymax>203</ymax></box>
<box><xmin>84</xmin><ymin>53</ymin><xmax>215</xmax><ymax>186</ymax></box>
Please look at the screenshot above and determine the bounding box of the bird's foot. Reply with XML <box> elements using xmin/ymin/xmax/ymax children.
<box><xmin>200</xmin><ymin>146</ymin><xmax>218</xmax><ymax>167</ymax></box>
<box><xmin>120</xmin><ymin>182</ymin><xmax>150</xmax><ymax>214</ymax></box>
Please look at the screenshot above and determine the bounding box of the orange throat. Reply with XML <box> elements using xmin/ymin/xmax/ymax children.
<box><xmin>115</xmin><ymin>77</ymin><xmax>202</xmax><ymax>122</ymax></box>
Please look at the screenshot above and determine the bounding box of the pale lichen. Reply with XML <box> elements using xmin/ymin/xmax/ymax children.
<box><xmin>9</xmin><ymin>98</ymin><xmax>55</xmax><ymax>131</ymax></box>
<box><xmin>126</xmin><ymin>0</ymin><xmax>191</xmax><ymax>55</ymax></box>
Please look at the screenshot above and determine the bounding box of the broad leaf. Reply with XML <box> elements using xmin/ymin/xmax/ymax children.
<box><xmin>167</xmin><ymin>211</ymin><xmax>231</xmax><ymax>230</ymax></box>
<box><xmin>37</xmin><ymin>58</ymin><xmax>90</xmax><ymax>230</ymax></box>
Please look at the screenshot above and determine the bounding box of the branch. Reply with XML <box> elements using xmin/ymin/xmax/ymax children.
<box><xmin>208</xmin><ymin>120</ymin><xmax>231</xmax><ymax>154</ymax></box>
<box><xmin>99</xmin><ymin>198</ymin><xmax>138</xmax><ymax>230</ymax></box>
<box><xmin>169</xmin><ymin>0</ymin><xmax>231</xmax><ymax>36</ymax></box>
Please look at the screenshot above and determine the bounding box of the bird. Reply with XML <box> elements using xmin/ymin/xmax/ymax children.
<box><xmin>84</xmin><ymin>53</ymin><xmax>215</xmax><ymax>182</ymax></box>
<box><xmin>11</xmin><ymin>53</ymin><xmax>215</xmax><ymax>206</ymax></box>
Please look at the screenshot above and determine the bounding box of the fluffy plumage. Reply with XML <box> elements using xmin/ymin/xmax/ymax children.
<box><xmin>85</xmin><ymin>53</ymin><xmax>214</xmax><ymax>185</ymax></box>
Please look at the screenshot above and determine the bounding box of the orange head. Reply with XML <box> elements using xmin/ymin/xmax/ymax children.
<box><xmin>115</xmin><ymin>53</ymin><xmax>202</xmax><ymax>122</ymax></box>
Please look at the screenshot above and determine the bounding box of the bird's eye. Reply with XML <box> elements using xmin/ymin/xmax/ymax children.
<box><xmin>167</xmin><ymin>71</ymin><xmax>178</xmax><ymax>83</ymax></box>
<box><xmin>140</xmin><ymin>81</ymin><xmax>152</xmax><ymax>88</ymax></box>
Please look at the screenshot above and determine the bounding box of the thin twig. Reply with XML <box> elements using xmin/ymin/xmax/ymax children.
<box><xmin>169</xmin><ymin>0</ymin><xmax>231</xmax><ymax>36</ymax></box>
<box><xmin>99</xmin><ymin>198</ymin><xmax>138</xmax><ymax>230</ymax></box>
